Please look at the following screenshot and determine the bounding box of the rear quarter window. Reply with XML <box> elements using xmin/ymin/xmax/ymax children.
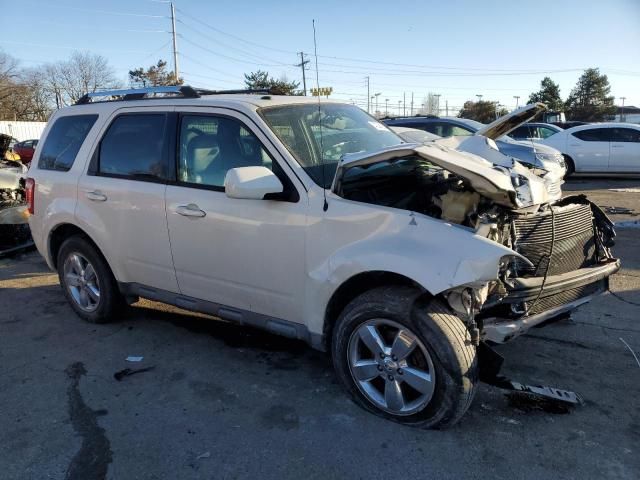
<box><xmin>37</xmin><ymin>115</ymin><xmax>98</xmax><ymax>171</ymax></box>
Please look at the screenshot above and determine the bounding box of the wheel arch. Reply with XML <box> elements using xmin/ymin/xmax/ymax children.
<box><xmin>322</xmin><ymin>271</ymin><xmax>428</xmax><ymax>351</ymax></box>
<box><xmin>49</xmin><ymin>223</ymin><xmax>106</xmax><ymax>270</ymax></box>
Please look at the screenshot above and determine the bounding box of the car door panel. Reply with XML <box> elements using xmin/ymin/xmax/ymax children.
<box><xmin>567</xmin><ymin>128</ymin><xmax>612</xmax><ymax>172</ymax></box>
<box><xmin>165</xmin><ymin>108</ymin><xmax>307</xmax><ymax>323</ymax></box>
<box><xmin>76</xmin><ymin>107</ymin><xmax>179</xmax><ymax>292</ymax></box>
<box><xmin>610</xmin><ymin>128</ymin><xmax>640</xmax><ymax>172</ymax></box>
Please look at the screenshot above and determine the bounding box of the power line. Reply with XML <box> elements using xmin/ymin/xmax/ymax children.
<box><xmin>176</xmin><ymin>19</ymin><xmax>292</xmax><ymax>66</ymax></box>
<box><xmin>179</xmin><ymin>36</ymin><xmax>297</xmax><ymax>69</ymax></box>
<box><xmin>175</xmin><ymin>7</ymin><xmax>297</xmax><ymax>55</ymax></box>
<box><xmin>22</xmin><ymin>0</ymin><xmax>167</xmax><ymax>18</ymax></box>
<box><xmin>0</xmin><ymin>40</ymin><xmax>155</xmax><ymax>55</ymax></box>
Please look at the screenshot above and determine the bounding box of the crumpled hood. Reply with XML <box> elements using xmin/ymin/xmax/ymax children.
<box><xmin>333</xmin><ymin>143</ymin><xmax>550</xmax><ymax>209</ymax></box>
<box><xmin>475</xmin><ymin>103</ymin><xmax>547</xmax><ymax>140</ymax></box>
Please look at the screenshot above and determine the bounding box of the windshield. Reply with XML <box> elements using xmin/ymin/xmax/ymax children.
<box><xmin>260</xmin><ymin>103</ymin><xmax>402</xmax><ymax>187</ymax></box>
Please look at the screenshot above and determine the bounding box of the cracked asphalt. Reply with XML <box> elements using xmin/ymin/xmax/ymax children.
<box><xmin>1</xmin><ymin>178</ymin><xmax>639</xmax><ymax>480</ymax></box>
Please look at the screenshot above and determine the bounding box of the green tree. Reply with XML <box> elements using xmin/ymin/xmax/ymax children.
<box><xmin>129</xmin><ymin>60</ymin><xmax>182</xmax><ymax>87</ymax></box>
<box><xmin>527</xmin><ymin>77</ymin><xmax>563</xmax><ymax>111</ymax></box>
<box><xmin>244</xmin><ymin>70</ymin><xmax>300</xmax><ymax>95</ymax></box>
<box><xmin>564</xmin><ymin>68</ymin><xmax>616</xmax><ymax>121</ymax></box>
<box><xmin>458</xmin><ymin>100</ymin><xmax>507</xmax><ymax>124</ymax></box>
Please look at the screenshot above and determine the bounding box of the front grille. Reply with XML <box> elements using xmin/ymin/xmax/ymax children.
<box><xmin>527</xmin><ymin>279</ymin><xmax>606</xmax><ymax>315</ymax></box>
<box><xmin>512</xmin><ymin>203</ymin><xmax>597</xmax><ymax>276</ymax></box>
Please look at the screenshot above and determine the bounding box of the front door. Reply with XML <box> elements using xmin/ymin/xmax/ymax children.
<box><xmin>609</xmin><ymin>127</ymin><xmax>640</xmax><ymax>172</ymax></box>
<box><xmin>165</xmin><ymin>109</ymin><xmax>307</xmax><ymax>323</ymax></box>
<box><xmin>567</xmin><ymin>127</ymin><xmax>613</xmax><ymax>172</ymax></box>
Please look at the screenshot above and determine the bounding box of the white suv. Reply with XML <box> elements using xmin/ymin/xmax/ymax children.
<box><xmin>27</xmin><ymin>86</ymin><xmax>620</xmax><ymax>428</ymax></box>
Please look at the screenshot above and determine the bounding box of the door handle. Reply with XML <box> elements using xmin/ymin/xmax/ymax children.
<box><xmin>176</xmin><ymin>204</ymin><xmax>206</xmax><ymax>218</ymax></box>
<box><xmin>86</xmin><ymin>191</ymin><xmax>107</xmax><ymax>202</ymax></box>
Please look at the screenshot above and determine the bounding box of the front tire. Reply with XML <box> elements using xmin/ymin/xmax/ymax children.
<box><xmin>331</xmin><ymin>286</ymin><xmax>478</xmax><ymax>429</ymax></box>
<box><xmin>57</xmin><ymin>235</ymin><xmax>124</xmax><ymax>324</ymax></box>
<box><xmin>563</xmin><ymin>155</ymin><xmax>575</xmax><ymax>178</ymax></box>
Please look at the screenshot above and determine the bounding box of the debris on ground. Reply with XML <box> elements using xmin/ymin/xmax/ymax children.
<box><xmin>196</xmin><ymin>452</ymin><xmax>211</xmax><ymax>460</ymax></box>
<box><xmin>125</xmin><ymin>356</ymin><xmax>144</xmax><ymax>362</ymax></box>
<box><xmin>603</xmin><ymin>206</ymin><xmax>636</xmax><ymax>215</ymax></box>
<box><xmin>113</xmin><ymin>366</ymin><xmax>155</xmax><ymax>381</ymax></box>
<box><xmin>506</xmin><ymin>391</ymin><xmax>574</xmax><ymax>414</ymax></box>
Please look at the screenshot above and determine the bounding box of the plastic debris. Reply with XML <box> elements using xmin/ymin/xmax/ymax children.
<box><xmin>126</xmin><ymin>356</ymin><xmax>144</xmax><ymax>362</ymax></box>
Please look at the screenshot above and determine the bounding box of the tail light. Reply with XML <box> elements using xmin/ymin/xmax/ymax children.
<box><xmin>25</xmin><ymin>177</ymin><xmax>35</xmax><ymax>215</ymax></box>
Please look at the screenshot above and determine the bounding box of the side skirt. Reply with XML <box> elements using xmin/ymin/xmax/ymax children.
<box><xmin>118</xmin><ymin>282</ymin><xmax>326</xmax><ymax>351</ymax></box>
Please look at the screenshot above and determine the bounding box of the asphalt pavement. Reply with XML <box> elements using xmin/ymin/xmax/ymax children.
<box><xmin>1</xmin><ymin>178</ymin><xmax>639</xmax><ymax>480</ymax></box>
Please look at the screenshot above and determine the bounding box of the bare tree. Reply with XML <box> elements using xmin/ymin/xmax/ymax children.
<box><xmin>42</xmin><ymin>52</ymin><xmax>119</xmax><ymax>106</ymax></box>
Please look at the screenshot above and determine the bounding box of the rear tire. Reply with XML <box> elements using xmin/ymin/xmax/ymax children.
<box><xmin>57</xmin><ymin>235</ymin><xmax>124</xmax><ymax>324</ymax></box>
<box><xmin>331</xmin><ymin>286</ymin><xmax>478</xmax><ymax>429</ymax></box>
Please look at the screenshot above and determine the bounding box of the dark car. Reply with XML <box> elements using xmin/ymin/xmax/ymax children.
<box><xmin>552</xmin><ymin>121</ymin><xmax>589</xmax><ymax>129</ymax></box>
<box><xmin>13</xmin><ymin>139</ymin><xmax>38</xmax><ymax>165</ymax></box>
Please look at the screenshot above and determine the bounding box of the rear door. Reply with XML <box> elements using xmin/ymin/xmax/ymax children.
<box><xmin>75</xmin><ymin>107</ymin><xmax>179</xmax><ymax>292</ymax></box>
<box><xmin>609</xmin><ymin>127</ymin><xmax>640</xmax><ymax>172</ymax></box>
<box><xmin>567</xmin><ymin>127</ymin><xmax>613</xmax><ymax>172</ymax></box>
<box><xmin>164</xmin><ymin>108</ymin><xmax>307</xmax><ymax>322</ymax></box>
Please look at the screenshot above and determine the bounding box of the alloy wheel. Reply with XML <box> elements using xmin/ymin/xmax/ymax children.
<box><xmin>347</xmin><ymin>318</ymin><xmax>436</xmax><ymax>416</ymax></box>
<box><xmin>63</xmin><ymin>252</ymin><xmax>101</xmax><ymax>312</ymax></box>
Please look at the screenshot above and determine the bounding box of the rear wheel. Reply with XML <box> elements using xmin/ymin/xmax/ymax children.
<box><xmin>331</xmin><ymin>286</ymin><xmax>478</xmax><ymax>429</ymax></box>
<box><xmin>57</xmin><ymin>236</ymin><xmax>124</xmax><ymax>323</ymax></box>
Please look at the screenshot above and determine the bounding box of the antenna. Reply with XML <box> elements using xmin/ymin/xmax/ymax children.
<box><xmin>313</xmin><ymin>19</ymin><xmax>328</xmax><ymax>212</ymax></box>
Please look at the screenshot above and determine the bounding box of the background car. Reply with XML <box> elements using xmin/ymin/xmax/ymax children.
<box><xmin>552</xmin><ymin>121</ymin><xmax>590</xmax><ymax>129</ymax></box>
<box><xmin>540</xmin><ymin>123</ymin><xmax>640</xmax><ymax>174</ymax></box>
<box><xmin>508</xmin><ymin>122</ymin><xmax>562</xmax><ymax>141</ymax></box>
<box><xmin>381</xmin><ymin>115</ymin><xmax>565</xmax><ymax>173</ymax></box>
<box><xmin>12</xmin><ymin>139</ymin><xmax>38</xmax><ymax>165</ymax></box>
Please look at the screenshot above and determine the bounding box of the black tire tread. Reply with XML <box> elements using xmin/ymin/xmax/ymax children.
<box><xmin>331</xmin><ymin>285</ymin><xmax>478</xmax><ymax>429</ymax></box>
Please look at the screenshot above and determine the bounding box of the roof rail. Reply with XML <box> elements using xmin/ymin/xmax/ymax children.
<box><xmin>75</xmin><ymin>85</ymin><xmax>275</xmax><ymax>105</ymax></box>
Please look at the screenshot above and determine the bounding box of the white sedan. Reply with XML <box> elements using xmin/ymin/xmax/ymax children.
<box><xmin>541</xmin><ymin>123</ymin><xmax>640</xmax><ymax>175</ymax></box>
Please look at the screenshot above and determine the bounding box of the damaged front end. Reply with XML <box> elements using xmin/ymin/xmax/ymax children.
<box><xmin>333</xmin><ymin>144</ymin><xmax>620</xmax><ymax>344</ymax></box>
<box><xmin>0</xmin><ymin>163</ymin><xmax>33</xmax><ymax>257</ymax></box>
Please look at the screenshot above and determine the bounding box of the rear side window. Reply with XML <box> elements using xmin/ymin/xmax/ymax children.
<box><xmin>38</xmin><ymin>115</ymin><xmax>97</xmax><ymax>171</ymax></box>
<box><xmin>611</xmin><ymin>128</ymin><xmax>640</xmax><ymax>142</ymax></box>
<box><xmin>571</xmin><ymin>128</ymin><xmax>613</xmax><ymax>142</ymax></box>
<box><xmin>98</xmin><ymin>114</ymin><xmax>167</xmax><ymax>179</ymax></box>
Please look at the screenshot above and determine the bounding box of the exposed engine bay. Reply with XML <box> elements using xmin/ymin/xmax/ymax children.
<box><xmin>337</xmin><ymin>154</ymin><xmax>619</xmax><ymax>343</ymax></box>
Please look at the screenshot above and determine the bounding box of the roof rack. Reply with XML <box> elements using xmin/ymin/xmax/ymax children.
<box><xmin>75</xmin><ymin>85</ymin><xmax>273</xmax><ymax>105</ymax></box>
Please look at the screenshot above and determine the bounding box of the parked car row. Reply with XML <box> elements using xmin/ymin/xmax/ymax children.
<box><xmin>382</xmin><ymin>114</ymin><xmax>640</xmax><ymax>176</ymax></box>
<box><xmin>26</xmin><ymin>86</ymin><xmax>620</xmax><ymax>429</ymax></box>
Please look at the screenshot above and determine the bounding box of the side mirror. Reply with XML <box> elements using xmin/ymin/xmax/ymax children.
<box><xmin>224</xmin><ymin>166</ymin><xmax>284</xmax><ymax>200</ymax></box>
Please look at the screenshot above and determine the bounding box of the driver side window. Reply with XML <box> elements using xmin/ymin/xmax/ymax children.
<box><xmin>178</xmin><ymin>115</ymin><xmax>273</xmax><ymax>188</ymax></box>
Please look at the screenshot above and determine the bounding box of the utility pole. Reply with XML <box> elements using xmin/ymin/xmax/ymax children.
<box><xmin>374</xmin><ymin>93</ymin><xmax>381</xmax><ymax>117</ymax></box>
<box><xmin>434</xmin><ymin>94</ymin><xmax>441</xmax><ymax>116</ymax></box>
<box><xmin>476</xmin><ymin>94</ymin><xmax>483</xmax><ymax>102</ymax></box>
<box><xmin>620</xmin><ymin>97</ymin><xmax>626</xmax><ymax>121</ymax></box>
<box><xmin>296</xmin><ymin>52</ymin><xmax>310</xmax><ymax>95</ymax></box>
<box><xmin>398</xmin><ymin>100</ymin><xmax>401</xmax><ymax>115</ymax></box>
<box><xmin>170</xmin><ymin>2</ymin><xmax>179</xmax><ymax>84</ymax></box>
<box><xmin>445</xmin><ymin>100</ymin><xmax>448</xmax><ymax>116</ymax></box>
<box><xmin>365</xmin><ymin>76</ymin><xmax>370</xmax><ymax>113</ymax></box>
<box><xmin>403</xmin><ymin>92</ymin><xmax>406</xmax><ymax>116</ymax></box>
<box><xmin>410</xmin><ymin>92</ymin><xmax>414</xmax><ymax>116</ymax></box>
<box><xmin>385</xmin><ymin>98</ymin><xmax>389</xmax><ymax>116</ymax></box>
<box><xmin>513</xmin><ymin>95</ymin><xmax>520</xmax><ymax>109</ymax></box>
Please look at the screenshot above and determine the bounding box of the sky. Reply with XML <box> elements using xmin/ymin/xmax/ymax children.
<box><xmin>2</xmin><ymin>0</ymin><xmax>639</xmax><ymax>115</ymax></box>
